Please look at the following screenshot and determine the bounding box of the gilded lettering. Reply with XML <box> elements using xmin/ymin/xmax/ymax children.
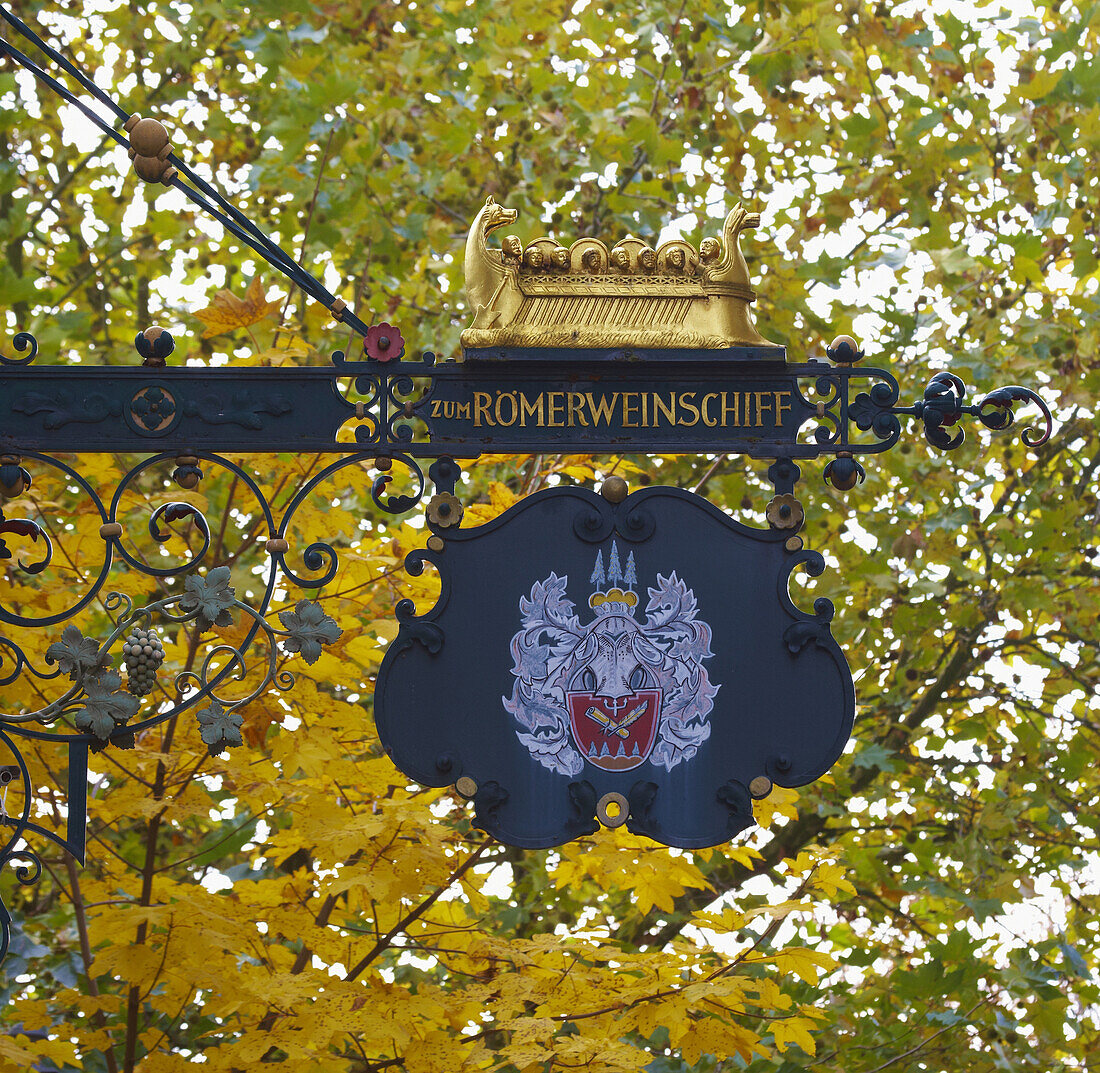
<box><xmin>519</xmin><ymin>393</ymin><xmax>544</xmax><ymax>427</ymax></box>
<box><xmin>546</xmin><ymin>391</ymin><xmax>565</xmax><ymax>428</ymax></box>
<box><xmin>774</xmin><ymin>391</ymin><xmax>791</xmax><ymax>425</ymax></box>
<box><xmin>495</xmin><ymin>391</ymin><xmax>518</xmax><ymax>427</ymax></box>
<box><xmin>586</xmin><ymin>392</ymin><xmax>617</xmax><ymax>426</ymax></box>
<box><xmin>473</xmin><ymin>392</ymin><xmax>493</xmax><ymax>427</ymax></box>
<box><xmin>622</xmin><ymin>392</ymin><xmax>639</xmax><ymax>428</ymax></box>
<box><xmin>701</xmin><ymin>392</ymin><xmax>719</xmax><ymax>428</ymax></box>
<box><xmin>753</xmin><ymin>391</ymin><xmax>772</xmax><ymax>427</ymax></box>
<box><xmin>568</xmin><ymin>392</ymin><xmax>589</xmax><ymax>427</ymax></box>
<box><xmin>678</xmin><ymin>392</ymin><xmax>700</xmax><ymax>427</ymax></box>
<box><xmin>653</xmin><ymin>392</ymin><xmax>676</xmax><ymax>426</ymax></box>
<box><xmin>430</xmin><ymin>400</ymin><xmax>443</xmax><ymax>419</ymax></box>
<box><xmin>456</xmin><ymin>402</ymin><xmax>470</xmax><ymax>420</ymax></box>
<box><xmin>720</xmin><ymin>392</ymin><xmax>739</xmax><ymax>427</ymax></box>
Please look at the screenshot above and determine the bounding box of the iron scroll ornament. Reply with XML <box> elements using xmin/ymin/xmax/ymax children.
<box><xmin>374</xmin><ymin>486</ymin><xmax>855</xmax><ymax>849</ymax></box>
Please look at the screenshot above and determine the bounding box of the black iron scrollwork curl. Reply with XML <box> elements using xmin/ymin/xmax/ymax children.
<box><xmin>385</xmin><ymin>374</ymin><xmax>429</xmax><ymax>445</ymax></box>
<box><xmin>778</xmin><ymin>549</ymin><xmax>838</xmax><ymax>653</ymax></box>
<box><xmin>616</xmin><ymin>503</ymin><xmax>656</xmax><ymax>543</ymax></box>
<box><xmin>572</xmin><ymin>500</ymin><xmax>615</xmax><ymax>543</ymax></box>
<box><xmin>0</xmin><ymin>453</ymin><xmax>112</xmax><ymax>629</ymax></box>
<box><xmin>107</xmin><ymin>460</ymin><xmax>217</xmax><ymax>578</ymax></box>
<box><xmin>894</xmin><ymin>373</ymin><xmax>1054</xmax><ymax>452</ymax></box>
<box><xmin>0</xmin><ymin>331</ymin><xmax>37</xmax><ymax>365</ymax></box>
<box><xmin>10</xmin><ymin>849</ymin><xmax>42</xmax><ymax>886</ymax></box>
<box><xmin>974</xmin><ymin>385</ymin><xmax>1053</xmax><ymax>447</ymax></box>
<box><xmin>291</xmin><ymin>542</ymin><xmax>338</xmax><ymax>588</ymax></box>
<box><xmin>149</xmin><ymin>500</ymin><xmax>211</xmax><ymax>556</ymax></box>
<box><xmin>370</xmin><ymin>454</ymin><xmax>426</xmax><ymax>514</ymax></box>
<box><xmin>795</xmin><ymin>373</ymin><xmax>841</xmax><ymax>447</ymax></box>
<box><xmin>0</xmin><ymin>637</ymin><xmax>60</xmax><ymax>688</ymax></box>
<box><xmin>0</xmin><ymin>515</ymin><xmax>52</xmax><ymax>576</ymax></box>
<box><xmin>392</xmin><ymin>596</ymin><xmax>444</xmax><ymax>655</ymax></box>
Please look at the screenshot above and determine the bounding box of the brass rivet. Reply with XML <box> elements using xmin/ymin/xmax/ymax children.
<box><xmin>596</xmin><ymin>791</ymin><xmax>629</xmax><ymax>828</ymax></box>
<box><xmin>354</xmin><ymin>402</ymin><xmax>366</xmax><ymax>418</ymax></box>
<box><xmin>375</xmin><ymin>456</ymin><xmax>392</xmax><ymax>472</ymax></box>
<box><xmin>816</xmin><ymin>402</ymin><xmax>826</xmax><ymax>417</ymax></box>
<box><xmin>331</xmin><ymin>297</ymin><xmax>347</xmax><ymax>315</ymax></box>
<box><xmin>600</xmin><ymin>476</ymin><xmax>628</xmax><ymax>503</ymax></box>
<box><xmin>785</xmin><ymin>536</ymin><xmax>803</xmax><ymax>552</ymax></box>
<box><xmin>455</xmin><ymin>776</ymin><xmax>477</xmax><ymax>798</ymax></box>
<box><xmin>427</xmin><ymin>535</ymin><xmax>444</xmax><ymax>552</ymax></box>
<box><xmin>99</xmin><ymin>522</ymin><xmax>123</xmax><ymax>539</ymax></box>
<box><xmin>749</xmin><ymin>776</ymin><xmax>773</xmax><ymax>799</ymax></box>
<box><xmin>265</xmin><ymin>538</ymin><xmax>290</xmax><ymax>554</ymax></box>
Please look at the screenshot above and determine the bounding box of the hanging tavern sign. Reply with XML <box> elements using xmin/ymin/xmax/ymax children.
<box><xmin>0</xmin><ymin>4</ymin><xmax>1054</xmax><ymax>955</ymax></box>
<box><xmin>375</xmin><ymin>484</ymin><xmax>853</xmax><ymax>848</ymax></box>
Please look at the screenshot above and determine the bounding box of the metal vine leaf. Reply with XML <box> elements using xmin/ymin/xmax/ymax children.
<box><xmin>196</xmin><ymin>698</ymin><xmax>244</xmax><ymax>756</ymax></box>
<box><xmin>179</xmin><ymin>565</ymin><xmax>235</xmax><ymax>630</ymax></box>
<box><xmin>278</xmin><ymin>599</ymin><xmax>342</xmax><ymax>665</ymax></box>
<box><xmin>46</xmin><ymin>625</ymin><xmax>105</xmax><ymax>682</ymax></box>
<box><xmin>73</xmin><ymin>671</ymin><xmax>140</xmax><ymax>744</ymax></box>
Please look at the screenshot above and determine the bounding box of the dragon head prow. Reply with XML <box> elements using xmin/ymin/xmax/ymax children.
<box><xmin>726</xmin><ymin>203</ymin><xmax>761</xmax><ymax>231</ymax></box>
<box><xmin>481</xmin><ymin>195</ymin><xmax>519</xmax><ymax>232</ymax></box>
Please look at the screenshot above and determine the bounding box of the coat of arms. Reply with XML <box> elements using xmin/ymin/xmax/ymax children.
<box><xmin>504</xmin><ymin>542</ymin><xmax>718</xmax><ymax>777</ymax></box>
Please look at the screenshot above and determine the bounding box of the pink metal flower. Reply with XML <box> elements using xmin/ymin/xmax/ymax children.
<box><xmin>363</xmin><ymin>323</ymin><xmax>405</xmax><ymax>363</ymax></box>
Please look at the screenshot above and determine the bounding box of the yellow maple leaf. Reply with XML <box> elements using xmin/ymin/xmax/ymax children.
<box><xmin>768</xmin><ymin>946</ymin><xmax>838</xmax><ymax>985</ymax></box>
<box><xmin>772</xmin><ymin>1014</ymin><xmax>819</xmax><ymax>1055</ymax></box>
<box><xmin>192</xmin><ymin>275</ymin><xmax>282</xmax><ymax>338</ymax></box>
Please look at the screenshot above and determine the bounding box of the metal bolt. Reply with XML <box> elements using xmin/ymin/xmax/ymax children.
<box><xmin>455</xmin><ymin>776</ymin><xmax>478</xmax><ymax>798</ymax></box>
<box><xmin>749</xmin><ymin>776</ymin><xmax>773</xmax><ymax>798</ymax></box>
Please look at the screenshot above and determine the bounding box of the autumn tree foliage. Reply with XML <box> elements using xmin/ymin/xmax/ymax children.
<box><xmin>1</xmin><ymin>1</ymin><xmax>1098</xmax><ymax>1070</ymax></box>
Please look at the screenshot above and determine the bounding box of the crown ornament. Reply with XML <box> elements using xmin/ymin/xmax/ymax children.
<box><xmin>588</xmin><ymin>542</ymin><xmax>638</xmax><ymax>611</ymax></box>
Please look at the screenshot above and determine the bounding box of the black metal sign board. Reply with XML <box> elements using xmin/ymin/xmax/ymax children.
<box><xmin>0</xmin><ymin>357</ymin><xmax>825</xmax><ymax>457</ymax></box>
<box><xmin>374</xmin><ymin>486</ymin><xmax>855</xmax><ymax>849</ymax></box>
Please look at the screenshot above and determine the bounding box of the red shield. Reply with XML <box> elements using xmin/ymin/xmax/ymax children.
<box><xmin>566</xmin><ymin>690</ymin><xmax>662</xmax><ymax>772</ymax></box>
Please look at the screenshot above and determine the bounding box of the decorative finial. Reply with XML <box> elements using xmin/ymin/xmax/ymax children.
<box><xmin>827</xmin><ymin>335</ymin><xmax>863</xmax><ymax>365</ymax></box>
<box><xmin>135</xmin><ymin>326</ymin><xmax>174</xmax><ymax>366</ymax></box>
<box><xmin>600</xmin><ymin>476</ymin><xmax>628</xmax><ymax>503</ymax></box>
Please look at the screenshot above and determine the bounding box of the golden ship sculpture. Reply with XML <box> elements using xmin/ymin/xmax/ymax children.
<box><xmin>461</xmin><ymin>196</ymin><xmax>782</xmax><ymax>352</ymax></box>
